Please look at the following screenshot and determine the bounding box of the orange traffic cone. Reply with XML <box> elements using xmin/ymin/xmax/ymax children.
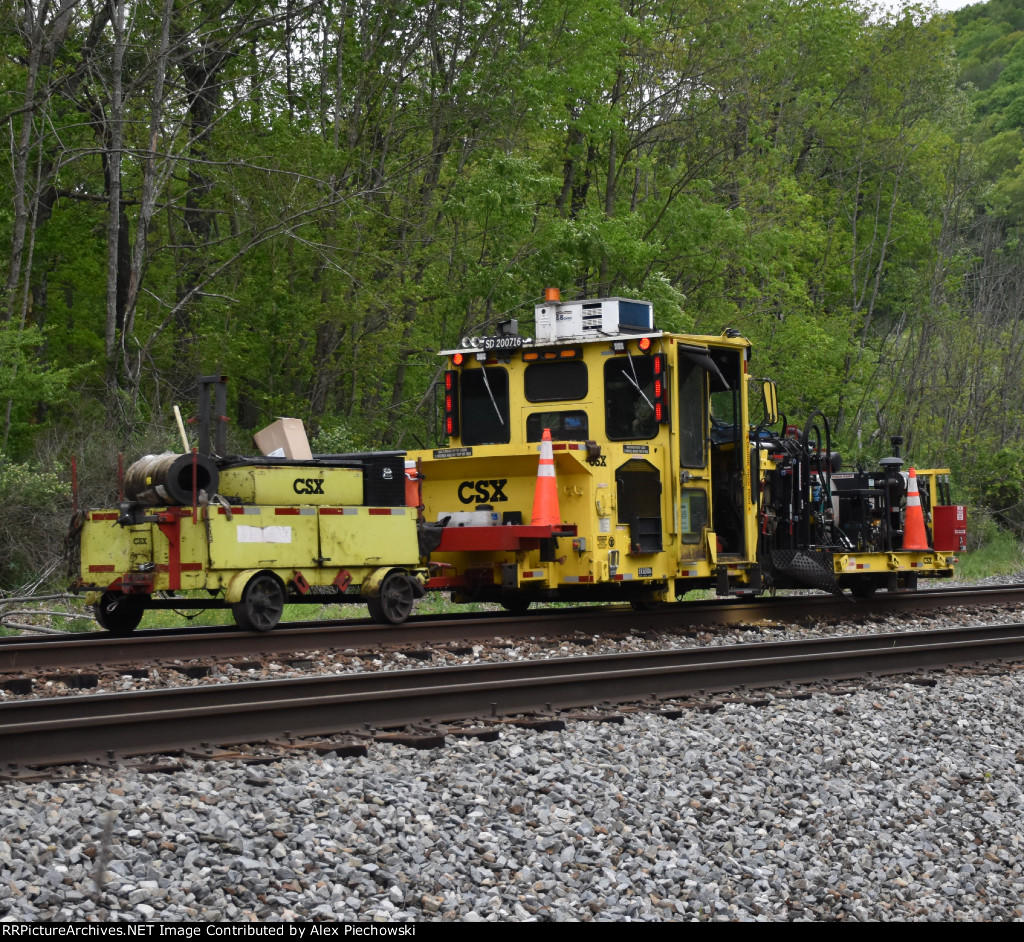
<box><xmin>902</xmin><ymin>467</ymin><xmax>929</xmax><ymax>550</ymax></box>
<box><xmin>531</xmin><ymin>428</ymin><xmax>561</xmax><ymax>527</ymax></box>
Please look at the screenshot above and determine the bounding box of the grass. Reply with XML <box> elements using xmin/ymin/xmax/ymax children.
<box><xmin>0</xmin><ymin>589</ymin><xmax>508</xmax><ymax>636</ymax></box>
<box><xmin>953</xmin><ymin>523</ymin><xmax>1024</xmax><ymax>583</ymax></box>
<box><xmin>123</xmin><ymin>598</ymin><xmax>371</xmax><ymax>631</ymax></box>
<box><xmin>0</xmin><ymin>602</ymin><xmax>95</xmax><ymax>637</ymax></box>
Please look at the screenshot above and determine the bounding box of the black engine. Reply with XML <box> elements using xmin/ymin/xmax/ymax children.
<box><xmin>756</xmin><ymin>422</ymin><xmax>925</xmax><ymax>592</ymax></box>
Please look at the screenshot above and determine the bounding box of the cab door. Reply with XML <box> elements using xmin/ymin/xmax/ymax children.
<box><xmin>674</xmin><ymin>349</ymin><xmax>712</xmax><ymax>560</ymax></box>
<box><xmin>706</xmin><ymin>346</ymin><xmax>749</xmax><ymax>560</ymax></box>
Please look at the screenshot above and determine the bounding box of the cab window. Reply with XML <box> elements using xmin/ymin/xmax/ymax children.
<box><xmin>710</xmin><ymin>389</ymin><xmax>741</xmax><ymax>445</ymax></box>
<box><xmin>527</xmin><ymin>410</ymin><xmax>589</xmax><ymax>441</ymax></box>
<box><xmin>709</xmin><ymin>347</ymin><xmax>743</xmax><ymax>446</ymax></box>
<box><xmin>678</xmin><ymin>360</ymin><xmax>706</xmax><ymax>468</ymax></box>
<box><xmin>524</xmin><ymin>361</ymin><xmax>588</xmax><ymax>402</ymax></box>
<box><xmin>604</xmin><ymin>357</ymin><xmax>658</xmax><ymax>440</ymax></box>
<box><xmin>460</xmin><ymin>367</ymin><xmax>510</xmax><ymax>445</ymax></box>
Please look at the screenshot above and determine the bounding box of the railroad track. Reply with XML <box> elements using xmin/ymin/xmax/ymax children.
<box><xmin>4</xmin><ymin>620</ymin><xmax>1024</xmax><ymax>771</ymax></box>
<box><xmin>2</xmin><ymin>583</ymin><xmax>1021</xmax><ymax>675</ymax></box>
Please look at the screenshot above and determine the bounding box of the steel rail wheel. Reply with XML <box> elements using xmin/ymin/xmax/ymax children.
<box><xmin>94</xmin><ymin>590</ymin><xmax>146</xmax><ymax>636</ymax></box>
<box><xmin>232</xmin><ymin>572</ymin><xmax>286</xmax><ymax>632</ymax></box>
<box><xmin>500</xmin><ymin>593</ymin><xmax>532</xmax><ymax>615</ymax></box>
<box><xmin>367</xmin><ymin>570</ymin><xmax>416</xmax><ymax>625</ymax></box>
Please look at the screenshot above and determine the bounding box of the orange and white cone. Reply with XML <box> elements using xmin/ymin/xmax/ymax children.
<box><xmin>902</xmin><ymin>467</ymin><xmax>929</xmax><ymax>550</ymax></box>
<box><xmin>531</xmin><ymin>428</ymin><xmax>561</xmax><ymax>527</ymax></box>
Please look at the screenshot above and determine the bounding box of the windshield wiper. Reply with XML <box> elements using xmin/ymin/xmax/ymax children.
<box><xmin>623</xmin><ymin>350</ymin><xmax>654</xmax><ymax>409</ymax></box>
<box><xmin>479</xmin><ymin>367</ymin><xmax>505</xmax><ymax>426</ymax></box>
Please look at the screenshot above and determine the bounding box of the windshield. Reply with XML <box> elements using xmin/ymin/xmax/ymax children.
<box><xmin>460</xmin><ymin>367</ymin><xmax>510</xmax><ymax>445</ymax></box>
<box><xmin>605</xmin><ymin>356</ymin><xmax>658</xmax><ymax>440</ymax></box>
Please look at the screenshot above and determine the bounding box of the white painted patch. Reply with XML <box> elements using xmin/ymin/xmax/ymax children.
<box><xmin>237</xmin><ymin>525</ymin><xmax>293</xmax><ymax>543</ymax></box>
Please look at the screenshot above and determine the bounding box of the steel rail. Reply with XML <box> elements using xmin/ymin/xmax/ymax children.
<box><xmin>2</xmin><ymin>583</ymin><xmax>1021</xmax><ymax>675</ymax></box>
<box><xmin>4</xmin><ymin>621</ymin><xmax>1024</xmax><ymax>769</ymax></box>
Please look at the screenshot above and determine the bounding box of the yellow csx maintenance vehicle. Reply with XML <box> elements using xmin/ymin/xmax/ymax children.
<box><xmin>73</xmin><ymin>292</ymin><xmax>967</xmax><ymax>633</ymax></box>
<box><xmin>410</xmin><ymin>289</ymin><xmax>966</xmax><ymax>611</ymax></box>
<box><xmin>72</xmin><ymin>403</ymin><xmax>425</xmax><ymax>633</ymax></box>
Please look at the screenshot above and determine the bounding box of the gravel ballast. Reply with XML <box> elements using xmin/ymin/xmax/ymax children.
<box><xmin>3</xmin><ymin>662</ymin><xmax>1024</xmax><ymax>922</ymax></box>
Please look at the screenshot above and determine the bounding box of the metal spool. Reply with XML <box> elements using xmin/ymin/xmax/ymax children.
<box><xmin>123</xmin><ymin>452</ymin><xmax>220</xmax><ymax>506</ymax></box>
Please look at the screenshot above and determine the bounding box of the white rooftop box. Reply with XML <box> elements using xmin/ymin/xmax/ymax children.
<box><xmin>534</xmin><ymin>296</ymin><xmax>654</xmax><ymax>342</ymax></box>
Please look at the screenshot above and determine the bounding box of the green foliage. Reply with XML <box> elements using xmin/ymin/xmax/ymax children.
<box><xmin>953</xmin><ymin>512</ymin><xmax>1024</xmax><ymax>579</ymax></box>
<box><xmin>0</xmin><ymin>0</ymin><xmax>1022</xmax><ymax>585</ymax></box>
<box><xmin>0</xmin><ymin>454</ymin><xmax>70</xmax><ymax>589</ymax></box>
<box><xmin>955</xmin><ymin>442</ymin><xmax>1024</xmax><ymax>535</ymax></box>
<box><xmin>0</xmin><ymin>323</ymin><xmax>78</xmax><ymax>456</ymax></box>
<box><xmin>311</xmin><ymin>420</ymin><xmax>371</xmax><ymax>455</ymax></box>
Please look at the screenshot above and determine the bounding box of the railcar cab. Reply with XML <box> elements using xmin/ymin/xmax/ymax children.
<box><xmin>412</xmin><ymin>289</ymin><xmax>767</xmax><ymax>605</ymax></box>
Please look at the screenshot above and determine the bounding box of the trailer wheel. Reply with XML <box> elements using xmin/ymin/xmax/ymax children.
<box><xmin>367</xmin><ymin>570</ymin><xmax>416</xmax><ymax>625</ymax></box>
<box><xmin>849</xmin><ymin>578</ymin><xmax>879</xmax><ymax>599</ymax></box>
<box><xmin>94</xmin><ymin>590</ymin><xmax>145</xmax><ymax>636</ymax></box>
<box><xmin>232</xmin><ymin>571</ymin><xmax>286</xmax><ymax>632</ymax></box>
<box><xmin>500</xmin><ymin>593</ymin><xmax>532</xmax><ymax>615</ymax></box>
<box><xmin>630</xmin><ymin>598</ymin><xmax>659</xmax><ymax>612</ymax></box>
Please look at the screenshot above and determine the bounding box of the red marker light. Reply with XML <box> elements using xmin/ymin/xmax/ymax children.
<box><xmin>638</xmin><ymin>337</ymin><xmax>651</xmax><ymax>351</ymax></box>
<box><xmin>652</xmin><ymin>353</ymin><xmax>668</xmax><ymax>426</ymax></box>
<box><xmin>443</xmin><ymin>370</ymin><xmax>460</xmax><ymax>437</ymax></box>
<box><xmin>452</xmin><ymin>353</ymin><xmax>464</xmax><ymax>366</ymax></box>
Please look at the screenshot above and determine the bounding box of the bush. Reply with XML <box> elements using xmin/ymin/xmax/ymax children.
<box><xmin>955</xmin><ymin>510</ymin><xmax>1024</xmax><ymax>581</ymax></box>
<box><xmin>955</xmin><ymin>444</ymin><xmax>1024</xmax><ymax>538</ymax></box>
<box><xmin>311</xmin><ymin>421</ymin><xmax>365</xmax><ymax>454</ymax></box>
<box><xmin>0</xmin><ymin>455</ymin><xmax>72</xmax><ymax>590</ymax></box>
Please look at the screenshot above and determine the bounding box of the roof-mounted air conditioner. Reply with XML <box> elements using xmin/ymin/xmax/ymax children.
<box><xmin>534</xmin><ymin>297</ymin><xmax>654</xmax><ymax>342</ymax></box>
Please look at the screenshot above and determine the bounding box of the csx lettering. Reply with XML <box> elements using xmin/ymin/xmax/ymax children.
<box><xmin>587</xmin><ymin>455</ymin><xmax>607</xmax><ymax>467</ymax></box>
<box><xmin>293</xmin><ymin>478</ymin><xmax>325</xmax><ymax>495</ymax></box>
<box><xmin>457</xmin><ymin>479</ymin><xmax>509</xmax><ymax>504</ymax></box>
